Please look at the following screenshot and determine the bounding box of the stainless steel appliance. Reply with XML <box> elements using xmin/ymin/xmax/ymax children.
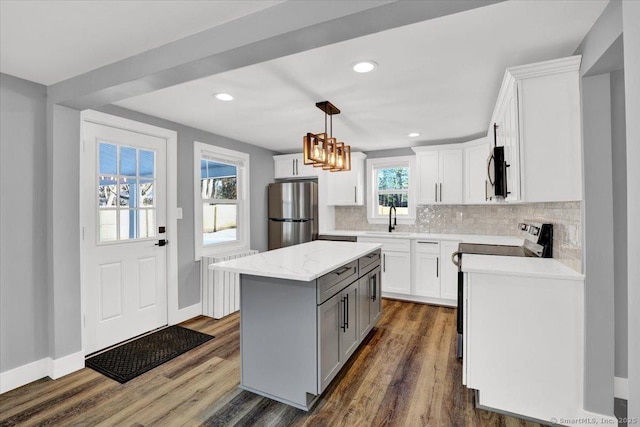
<box><xmin>268</xmin><ymin>182</ymin><xmax>318</xmax><ymax>250</ymax></box>
<box><xmin>486</xmin><ymin>123</ymin><xmax>510</xmax><ymax>200</ymax></box>
<box><xmin>451</xmin><ymin>221</ymin><xmax>553</xmax><ymax>359</ymax></box>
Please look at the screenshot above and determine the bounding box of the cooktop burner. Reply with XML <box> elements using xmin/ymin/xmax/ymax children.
<box><xmin>457</xmin><ymin>243</ymin><xmax>537</xmax><ymax>257</ymax></box>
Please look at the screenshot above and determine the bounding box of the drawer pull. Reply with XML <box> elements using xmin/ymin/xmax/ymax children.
<box><xmin>366</xmin><ymin>252</ymin><xmax>377</xmax><ymax>258</ymax></box>
<box><xmin>417</xmin><ymin>241</ymin><xmax>438</xmax><ymax>244</ymax></box>
<box><xmin>334</xmin><ymin>266</ymin><xmax>351</xmax><ymax>276</ymax></box>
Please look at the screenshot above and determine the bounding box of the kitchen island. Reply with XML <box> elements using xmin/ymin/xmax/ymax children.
<box><xmin>210</xmin><ymin>240</ymin><xmax>383</xmax><ymax>410</ymax></box>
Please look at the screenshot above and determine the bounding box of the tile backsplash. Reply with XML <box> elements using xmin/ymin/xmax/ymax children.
<box><xmin>334</xmin><ymin>201</ymin><xmax>582</xmax><ymax>272</ymax></box>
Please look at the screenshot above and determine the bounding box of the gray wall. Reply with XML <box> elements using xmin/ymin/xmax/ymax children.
<box><xmin>622</xmin><ymin>0</ymin><xmax>640</xmax><ymax>421</ymax></box>
<box><xmin>0</xmin><ymin>74</ymin><xmax>49</xmax><ymax>371</ymax></box>
<box><xmin>97</xmin><ymin>105</ymin><xmax>276</xmax><ymax>308</ymax></box>
<box><xmin>610</xmin><ymin>70</ymin><xmax>627</xmax><ymax>380</ymax></box>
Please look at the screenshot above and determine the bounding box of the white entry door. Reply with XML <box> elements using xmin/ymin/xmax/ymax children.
<box><xmin>81</xmin><ymin>121</ymin><xmax>168</xmax><ymax>354</ymax></box>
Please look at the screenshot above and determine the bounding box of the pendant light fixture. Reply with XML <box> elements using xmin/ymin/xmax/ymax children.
<box><xmin>303</xmin><ymin>101</ymin><xmax>351</xmax><ymax>172</ymax></box>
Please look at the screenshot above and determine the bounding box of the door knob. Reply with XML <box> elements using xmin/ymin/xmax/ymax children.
<box><xmin>155</xmin><ymin>239</ymin><xmax>168</xmax><ymax>247</ymax></box>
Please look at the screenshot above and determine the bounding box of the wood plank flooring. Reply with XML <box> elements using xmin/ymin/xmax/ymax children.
<box><xmin>0</xmin><ymin>300</ymin><xmax>543</xmax><ymax>427</ymax></box>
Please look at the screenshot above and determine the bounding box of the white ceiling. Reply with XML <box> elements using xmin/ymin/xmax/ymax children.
<box><xmin>1</xmin><ymin>1</ymin><xmax>607</xmax><ymax>153</ymax></box>
<box><xmin>0</xmin><ymin>0</ymin><xmax>283</xmax><ymax>85</ymax></box>
<box><xmin>114</xmin><ymin>0</ymin><xmax>607</xmax><ymax>153</ymax></box>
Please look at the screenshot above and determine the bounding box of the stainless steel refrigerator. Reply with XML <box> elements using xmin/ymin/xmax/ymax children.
<box><xmin>268</xmin><ymin>182</ymin><xmax>318</xmax><ymax>250</ymax></box>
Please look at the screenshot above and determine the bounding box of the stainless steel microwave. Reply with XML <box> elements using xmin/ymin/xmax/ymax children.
<box><xmin>486</xmin><ymin>145</ymin><xmax>508</xmax><ymax>200</ymax></box>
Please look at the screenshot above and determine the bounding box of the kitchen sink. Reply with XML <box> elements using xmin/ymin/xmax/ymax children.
<box><xmin>363</xmin><ymin>231</ymin><xmax>412</xmax><ymax>236</ymax></box>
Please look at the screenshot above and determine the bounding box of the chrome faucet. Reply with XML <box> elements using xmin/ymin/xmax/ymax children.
<box><xmin>388</xmin><ymin>202</ymin><xmax>397</xmax><ymax>233</ymax></box>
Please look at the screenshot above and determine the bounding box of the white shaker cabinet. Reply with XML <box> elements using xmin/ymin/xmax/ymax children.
<box><xmin>274</xmin><ymin>153</ymin><xmax>319</xmax><ymax>179</ymax></box>
<box><xmin>358</xmin><ymin>237</ymin><xmax>411</xmax><ymax>295</ymax></box>
<box><xmin>412</xmin><ymin>240</ymin><xmax>440</xmax><ymax>298</ymax></box>
<box><xmin>413</xmin><ymin>146</ymin><xmax>463</xmax><ymax>204</ymax></box>
<box><xmin>439</xmin><ymin>240</ymin><xmax>460</xmax><ymax>301</ymax></box>
<box><xmin>326</xmin><ymin>152</ymin><xmax>366</xmax><ymax>206</ymax></box>
<box><xmin>488</xmin><ymin>56</ymin><xmax>582</xmax><ymax>202</ymax></box>
<box><xmin>463</xmin><ymin>138</ymin><xmax>490</xmax><ymax>204</ymax></box>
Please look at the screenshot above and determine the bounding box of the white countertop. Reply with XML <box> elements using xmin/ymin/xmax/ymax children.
<box><xmin>320</xmin><ymin>229</ymin><xmax>523</xmax><ymax>246</ymax></box>
<box><xmin>462</xmin><ymin>254</ymin><xmax>584</xmax><ymax>281</ymax></box>
<box><xmin>209</xmin><ymin>240</ymin><xmax>382</xmax><ymax>282</ymax></box>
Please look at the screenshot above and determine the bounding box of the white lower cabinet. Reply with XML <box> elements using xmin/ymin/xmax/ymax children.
<box><xmin>358</xmin><ymin>237</ymin><xmax>458</xmax><ymax>306</ymax></box>
<box><xmin>413</xmin><ymin>241</ymin><xmax>440</xmax><ymax>298</ymax></box>
<box><xmin>439</xmin><ymin>240</ymin><xmax>460</xmax><ymax>300</ymax></box>
<box><xmin>381</xmin><ymin>251</ymin><xmax>411</xmax><ymax>295</ymax></box>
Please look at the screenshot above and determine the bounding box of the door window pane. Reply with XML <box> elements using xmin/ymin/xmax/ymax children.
<box><xmin>203</xmin><ymin>204</ymin><xmax>237</xmax><ymax>245</ymax></box>
<box><xmin>98</xmin><ymin>177</ymin><xmax>118</xmax><ymax>207</ymax></box>
<box><xmin>120</xmin><ymin>146</ymin><xmax>137</xmax><ymax>176</ymax></box>
<box><xmin>99</xmin><ymin>210</ymin><xmax>117</xmax><ymax>242</ymax></box>
<box><xmin>139</xmin><ymin>150</ymin><xmax>155</xmax><ymax>177</ymax></box>
<box><xmin>119</xmin><ymin>178</ymin><xmax>137</xmax><ymax>208</ymax></box>
<box><xmin>119</xmin><ymin>209</ymin><xmax>137</xmax><ymax>240</ymax></box>
<box><xmin>139</xmin><ymin>209</ymin><xmax>155</xmax><ymax>239</ymax></box>
<box><xmin>99</xmin><ymin>143</ymin><xmax>117</xmax><ymax>175</ymax></box>
<box><xmin>139</xmin><ymin>180</ymin><xmax>154</xmax><ymax>207</ymax></box>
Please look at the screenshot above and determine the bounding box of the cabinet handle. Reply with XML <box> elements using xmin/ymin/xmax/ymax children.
<box><xmin>436</xmin><ymin>257</ymin><xmax>439</xmax><ymax>278</ymax></box>
<box><xmin>435</xmin><ymin>183</ymin><xmax>437</xmax><ymax>202</ymax></box>
<box><xmin>341</xmin><ymin>296</ymin><xmax>347</xmax><ymax>332</ymax></box>
<box><xmin>345</xmin><ymin>293</ymin><xmax>349</xmax><ymax>330</ymax></box>
<box><xmin>440</xmin><ymin>183</ymin><xmax>442</xmax><ymax>202</ymax></box>
<box><xmin>334</xmin><ymin>266</ymin><xmax>350</xmax><ymax>276</ymax></box>
<box><xmin>292</xmin><ymin>159</ymin><xmax>295</xmax><ymax>175</ymax></box>
<box><xmin>371</xmin><ymin>274</ymin><xmax>377</xmax><ymax>301</ymax></box>
<box><xmin>417</xmin><ymin>241</ymin><xmax>438</xmax><ymax>244</ymax></box>
<box><xmin>354</xmin><ymin>186</ymin><xmax>357</xmax><ymax>203</ymax></box>
<box><xmin>485</xmin><ymin>179</ymin><xmax>488</xmax><ymax>201</ymax></box>
<box><xmin>383</xmin><ymin>254</ymin><xmax>386</xmax><ymax>272</ymax></box>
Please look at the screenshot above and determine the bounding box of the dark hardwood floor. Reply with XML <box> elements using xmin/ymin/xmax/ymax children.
<box><xmin>0</xmin><ymin>299</ymin><xmax>542</xmax><ymax>427</ymax></box>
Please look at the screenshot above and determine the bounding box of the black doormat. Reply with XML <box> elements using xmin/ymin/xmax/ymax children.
<box><xmin>85</xmin><ymin>326</ymin><xmax>214</xmax><ymax>383</ymax></box>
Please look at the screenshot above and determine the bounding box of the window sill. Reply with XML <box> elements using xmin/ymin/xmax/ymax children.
<box><xmin>196</xmin><ymin>243</ymin><xmax>250</xmax><ymax>261</ymax></box>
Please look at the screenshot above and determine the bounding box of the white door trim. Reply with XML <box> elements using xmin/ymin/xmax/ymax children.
<box><xmin>80</xmin><ymin>110</ymin><xmax>179</xmax><ymax>355</ymax></box>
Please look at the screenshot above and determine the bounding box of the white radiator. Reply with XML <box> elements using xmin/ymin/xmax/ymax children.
<box><xmin>201</xmin><ymin>250</ymin><xmax>258</xmax><ymax>319</ymax></box>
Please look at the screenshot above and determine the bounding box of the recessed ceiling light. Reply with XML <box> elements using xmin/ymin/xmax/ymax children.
<box><xmin>353</xmin><ymin>61</ymin><xmax>378</xmax><ymax>73</ymax></box>
<box><xmin>408</xmin><ymin>132</ymin><xmax>420</xmax><ymax>138</ymax></box>
<box><xmin>214</xmin><ymin>93</ymin><xmax>234</xmax><ymax>101</ymax></box>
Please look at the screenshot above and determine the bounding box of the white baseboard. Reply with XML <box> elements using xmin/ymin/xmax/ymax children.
<box><xmin>614</xmin><ymin>376</ymin><xmax>628</xmax><ymax>400</ymax></box>
<box><xmin>48</xmin><ymin>351</ymin><xmax>84</xmax><ymax>380</ymax></box>
<box><xmin>0</xmin><ymin>351</ymin><xmax>85</xmax><ymax>394</ymax></box>
<box><xmin>0</xmin><ymin>358</ymin><xmax>48</xmax><ymax>394</ymax></box>
<box><xmin>172</xmin><ymin>302</ymin><xmax>202</xmax><ymax>324</ymax></box>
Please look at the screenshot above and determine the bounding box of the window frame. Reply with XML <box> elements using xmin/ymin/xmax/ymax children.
<box><xmin>366</xmin><ymin>156</ymin><xmax>416</xmax><ymax>224</ymax></box>
<box><xmin>194</xmin><ymin>142</ymin><xmax>250</xmax><ymax>260</ymax></box>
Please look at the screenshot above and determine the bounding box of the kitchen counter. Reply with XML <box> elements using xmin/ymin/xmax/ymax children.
<box><xmin>320</xmin><ymin>229</ymin><xmax>523</xmax><ymax>246</ymax></box>
<box><xmin>461</xmin><ymin>254</ymin><xmax>583</xmax><ymax>280</ymax></box>
<box><xmin>209</xmin><ymin>240</ymin><xmax>382</xmax><ymax>281</ymax></box>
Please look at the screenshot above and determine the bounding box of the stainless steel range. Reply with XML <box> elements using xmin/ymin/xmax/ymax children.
<box><xmin>451</xmin><ymin>221</ymin><xmax>553</xmax><ymax>359</ymax></box>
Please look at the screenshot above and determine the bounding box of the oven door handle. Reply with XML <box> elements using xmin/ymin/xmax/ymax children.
<box><xmin>451</xmin><ymin>251</ymin><xmax>461</xmax><ymax>269</ymax></box>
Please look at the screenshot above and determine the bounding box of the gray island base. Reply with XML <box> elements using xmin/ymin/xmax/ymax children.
<box><xmin>210</xmin><ymin>241</ymin><xmax>383</xmax><ymax>410</ymax></box>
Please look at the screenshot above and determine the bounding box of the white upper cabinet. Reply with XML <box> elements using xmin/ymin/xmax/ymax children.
<box><xmin>326</xmin><ymin>152</ymin><xmax>366</xmax><ymax>206</ymax></box>
<box><xmin>488</xmin><ymin>56</ymin><xmax>583</xmax><ymax>202</ymax></box>
<box><xmin>463</xmin><ymin>138</ymin><xmax>490</xmax><ymax>204</ymax></box>
<box><xmin>412</xmin><ymin>146</ymin><xmax>463</xmax><ymax>205</ymax></box>
<box><xmin>274</xmin><ymin>153</ymin><xmax>319</xmax><ymax>179</ymax></box>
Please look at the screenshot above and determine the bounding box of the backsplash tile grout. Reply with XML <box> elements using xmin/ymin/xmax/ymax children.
<box><xmin>335</xmin><ymin>201</ymin><xmax>582</xmax><ymax>272</ymax></box>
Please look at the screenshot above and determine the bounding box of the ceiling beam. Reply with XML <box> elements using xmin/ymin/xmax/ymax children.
<box><xmin>48</xmin><ymin>0</ymin><xmax>504</xmax><ymax>110</ymax></box>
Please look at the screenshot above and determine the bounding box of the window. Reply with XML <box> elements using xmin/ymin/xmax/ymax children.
<box><xmin>98</xmin><ymin>141</ymin><xmax>156</xmax><ymax>242</ymax></box>
<box><xmin>366</xmin><ymin>156</ymin><xmax>416</xmax><ymax>224</ymax></box>
<box><xmin>194</xmin><ymin>142</ymin><xmax>250</xmax><ymax>259</ymax></box>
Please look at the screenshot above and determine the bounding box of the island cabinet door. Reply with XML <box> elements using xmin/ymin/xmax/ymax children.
<box><xmin>318</xmin><ymin>292</ymin><xmax>343</xmax><ymax>393</ymax></box>
<box><xmin>369</xmin><ymin>266</ymin><xmax>382</xmax><ymax>325</ymax></box>
<box><xmin>341</xmin><ymin>282</ymin><xmax>359</xmax><ymax>361</ymax></box>
<box><xmin>357</xmin><ymin>276</ymin><xmax>372</xmax><ymax>341</ymax></box>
